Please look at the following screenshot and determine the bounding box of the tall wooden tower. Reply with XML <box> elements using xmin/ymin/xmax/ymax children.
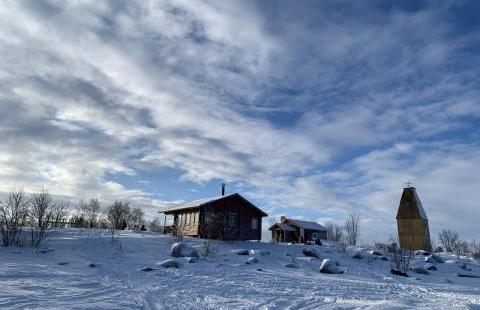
<box><xmin>396</xmin><ymin>184</ymin><xmax>432</xmax><ymax>251</ymax></box>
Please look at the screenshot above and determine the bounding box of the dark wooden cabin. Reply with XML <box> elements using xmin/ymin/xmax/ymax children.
<box><xmin>161</xmin><ymin>192</ymin><xmax>267</xmax><ymax>241</ymax></box>
<box><xmin>269</xmin><ymin>216</ymin><xmax>327</xmax><ymax>243</ymax></box>
<box><xmin>396</xmin><ymin>185</ymin><xmax>432</xmax><ymax>251</ymax></box>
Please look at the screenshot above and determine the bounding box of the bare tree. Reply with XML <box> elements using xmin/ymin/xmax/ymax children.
<box><xmin>106</xmin><ymin>201</ymin><xmax>130</xmax><ymax>235</ymax></box>
<box><xmin>85</xmin><ymin>198</ymin><xmax>101</xmax><ymax>228</ymax></box>
<box><xmin>325</xmin><ymin>221</ymin><xmax>343</xmax><ymax>242</ymax></box>
<box><xmin>0</xmin><ymin>189</ymin><xmax>29</xmax><ymax>247</ymax></box>
<box><xmin>344</xmin><ymin>213</ymin><xmax>360</xmax><ymax>246</ymax></box>
<box><xmin>471</xmin><ymin>239</ymin><xmax>480</xmax><ymax>259</ymax></box>
<box><xmin>29</xmin><ymin>189</ymin><xmax>54</xmax><ymax>248</ymax></box>
<box><xmin>75</xmin><ymin>199</ymin><xmax>89</xmax><ymax>228</ymax></box>
<box><xmin>438</xmin><ymin>229</ymin><xmax>459</xmax><ymax>252</ymax></box>
<box><xmin>454</xmin><ymin>241</ymin><xmax>469</xmax><ymax>258</ymax></box>
<box><xmin>51</xmin><ymin>201</ymin><xmax>70</xmax><ymax>228</ymax></box>
<box><xmin>390</xmin><ymin>246</ymin><xmax>413</xmax><ymax>274</ymax></box>
<box><xmin>128</xmin><ymin>207</ymin><xmax>145</xmax><ymax>230</ymax></box>
<box><xmin>148</xmin><ymin>218</ymin><xmax>162</xmax><ymax>232</ymax></box>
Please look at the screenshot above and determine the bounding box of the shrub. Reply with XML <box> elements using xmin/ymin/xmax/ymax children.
<box><xmin>0</xmin><ymin>189</ymin><xmax>29</xmax><ymax>247</ymax></box>
<box><xmin>29</xmin><ymin>189</ymin><xmax>55</xmax><ymax>248</ymax></box>
<box><xmin>438</xmin><ymin>229</ymin><xmax>459</xmax><ymax>252</ymax></box>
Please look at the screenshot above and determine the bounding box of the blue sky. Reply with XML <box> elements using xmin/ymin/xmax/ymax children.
<box><xmin>1</xmin><ymin>0</ymin><xmax>479</xmax><ymax>243</ymax></box>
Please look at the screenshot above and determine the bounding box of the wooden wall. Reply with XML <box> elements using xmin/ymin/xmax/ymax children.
<box><xmin>198</xmin><ymin>195</ymin><xmax>263</xmax><ymax>241</ymax></box>
<box><xmin>397</xmin><ymin>219</ymin><xmax>432</xmax><ymax>251</ymax></box>
<box><xmin>174</xmin><ymin>210</ymin><xmax>200</xmax><ymax>236</ymax></box>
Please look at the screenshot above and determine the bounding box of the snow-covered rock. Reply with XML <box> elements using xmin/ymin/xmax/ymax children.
<box><xmin>319</xmin><ymin>259</ymin><xmax>344</xmax><ymax>274</ymax></box>
<box><xmin>414</xmin><ymin>250</ymin><xmax>431</xmax><ymax>256</ymax></box>
<box><xmin>425</xmin><ymin>263</ymin><xmax>437</xmax><ymax>271</ymax></box>
<box><xmin>390</xmin><ymin>269</ymin><xmax>408</xmax><ymax>277</ymax></box>
<box><xmin>158</xmin><ymin>259</ymin><xmax>180</xmax><ymax>268</ymax></box>
<box><xmin>368</xmin><ymin>250</ymin><xmax>383</xmax><ymax>256</ymax></box>
<box><xmin>186</xmin><ymin>257</ymin><xmax>197</xmax><ymax>263</ymax></box>
<box><xmin>249</xmin><ymin>249</ymin><xmax>270</xmax><ymax>256</ymax></box>
<box><xmin>141</xmin><ymin>267</ymin><xmax>155</xmax><ymax>272</ymax></box>
<box><xmin>171</xmin><ymin>242</ymin><xmax>199</xmax><ymax>258</ymax></box>
<box><xmin>352</xmin><ymin>252</ymin><xmax>363</xmax><ymax>259</ymax></box>
<box><xmin>425</xmin><ymin>254</ymin><xmax>444</xmax><ymax>264</ymax></box>
<box><xmin>232</xmin><ymin>249</ymin><xmax>250</xmax><ymax>255</ymax></box>
<box><xmin>457</xmin><ymin>271</ymin><xmax>480</xmax><ymax>278</ymax></box>
<box><xmin>302</xmin><ymin>249</ymin><xmax>319</xmax><ymax>258</ymax></box>
<box><xmin>285</xmin><ymin>263</ymin><xmax>298</xmax><ymax>269</ymax></box>
<box><xmin>246</xmin><ymin>257</ymin><xmax>259</xmax><ymax>264</ymax></box>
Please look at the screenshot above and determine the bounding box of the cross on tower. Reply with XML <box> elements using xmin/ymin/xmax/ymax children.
<box><xmin>405</xmin><ymin>180</ymin><xmax>413</xmax><ymax>188</ymax></box>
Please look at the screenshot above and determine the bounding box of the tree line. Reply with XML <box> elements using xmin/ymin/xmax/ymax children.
<box><xmin>0</xmin><ymin>188</ymin><xmax>148</xmax><ymax>248</ymax></box>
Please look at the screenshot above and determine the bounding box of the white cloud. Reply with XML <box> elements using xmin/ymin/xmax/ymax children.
<box><xmin>0</xmin><ymin>1</ymin><xmax>479</xmax><ymax>241</ymax></box>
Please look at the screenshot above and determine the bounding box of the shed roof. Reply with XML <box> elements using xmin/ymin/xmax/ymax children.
<box><xmin>268</xmin><ymin>222</ymin><xmax>296</xmax><ymax>231</ymax></box>
<box><xmin>288</xmin><ymin>219</ymin><xmax>327</xmax><ymax>231</ymax></box>
<box><xmin>160</xmin><ymin>193</ymin><xmax>267</xmax><ymax>217</ymax></box>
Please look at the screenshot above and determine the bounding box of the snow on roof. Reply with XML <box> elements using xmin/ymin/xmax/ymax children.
<box><xmin>287</xmin><ymin>219</ymin><xmax>327</xmax><ymax>231</ymax></box>
<box><xmin>161</xmin><ymin>194</ymin><xmax>232</xmax><ymax>213</ymax></box>
<box><xmin>160</xmin><ymin>193</ymin><xmax>267</xmax><ymax>216</ymax></box>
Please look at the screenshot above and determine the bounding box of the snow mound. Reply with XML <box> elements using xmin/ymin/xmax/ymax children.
<box><xmin>171</xmin><ymin>242</ymin><xmax>199</xmax><ymax>258</ymax></box>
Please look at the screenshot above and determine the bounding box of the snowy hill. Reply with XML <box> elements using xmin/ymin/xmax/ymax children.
<box><xmin>0</xmin><ymin>229</ymin><xmax>479</xmax><ymax>309</ymax></box>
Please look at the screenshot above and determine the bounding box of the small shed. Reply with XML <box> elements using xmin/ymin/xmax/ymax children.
<box><xmin>269</xmin><ymin>216</ymin><xmax>327</xmax><ymax>243</ymax></box>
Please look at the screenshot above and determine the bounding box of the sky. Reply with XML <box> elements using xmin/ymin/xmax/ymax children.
<box><xmin>0</xmin><ymin>0</ymin><xmax>479</xmax><ymax>243</ymax></box>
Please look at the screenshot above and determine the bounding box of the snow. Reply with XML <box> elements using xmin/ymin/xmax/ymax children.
<box><xmin>0</xmin><ymin>229</ymin><xmax>479</xmax><ymax>309</ymax></box>
<box><xmin>288</xmin><ymin>219</ymin><xmax>327</xmax><ymax>231</ymax></box>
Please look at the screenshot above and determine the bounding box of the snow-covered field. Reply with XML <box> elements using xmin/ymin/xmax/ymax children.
<box><xmin>0</xmin><ymin>229</ymin><xmax>479</xmax><ymax>309</ymax></box>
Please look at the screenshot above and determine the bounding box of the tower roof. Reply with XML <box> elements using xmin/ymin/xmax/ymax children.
<box><xmin>396</xmin><ymin>187</ymin><xmax>428</xmax><ymax>220</ymax></box>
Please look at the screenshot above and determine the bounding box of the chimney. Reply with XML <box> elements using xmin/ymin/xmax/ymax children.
<box><xmin>221</xmin><ymin>183</ymin><xmax>225</xmax><ymax>196</ymax></box>
<box><xmin>280</xmin><ymin>216</ymin><xmax>286</xmax><ymax>223</ymax></box>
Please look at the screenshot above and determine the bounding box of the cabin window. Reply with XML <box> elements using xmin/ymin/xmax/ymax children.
<box><xmin>193</xmin><ymin>212</ymin><xmax>198</xmax><ymax>224</ymax></box>
<box><xmin>228</xmin><ymin>213</ymin><xmax>238</xmax><ymax>228</ymax></box>
<box><xmin>312</xmin><ymin>232</ymin><xmax>318</xmax><ymax>240</ymax></box>
<box><xmin>251</xmin><ymin>217</ymin><xmax>258</xmax><ymax>230</ymax></box>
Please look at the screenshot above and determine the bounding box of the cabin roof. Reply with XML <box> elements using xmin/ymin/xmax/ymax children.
<box><xmin>160</xmin><ymin>193</ymin><xmax>268</xmax><ymax>217</ymax></box>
